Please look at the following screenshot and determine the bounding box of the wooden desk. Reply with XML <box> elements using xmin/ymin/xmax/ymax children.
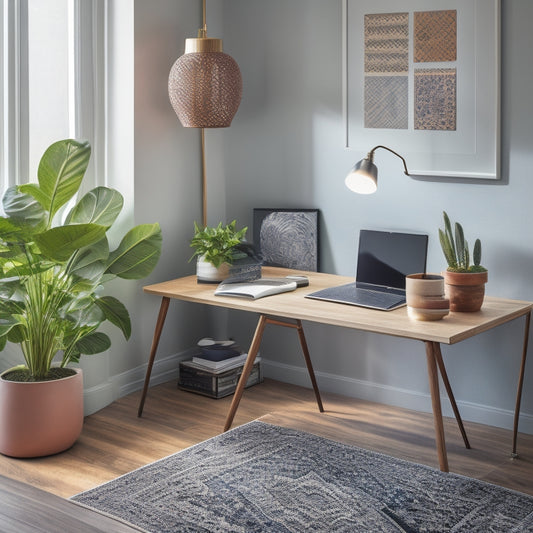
<box><xmin>139</xmin><ymin>267</ymin><xmax>532</xmax><ymax>472</ymax></box>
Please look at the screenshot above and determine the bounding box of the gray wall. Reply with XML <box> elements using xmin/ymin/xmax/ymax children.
<box><xmin>129</xmin><ymin>1</ymin><xmax>532</xmax><ymax>433</ymax></box>
<box><xmin>132</xmin><ymin>0</ymin><xmax>214</xmax><ymax>384</ymax></box>
<box><xmin>216</xmin><ymin>0</ymin><xmax>533</xmax><ymax>432</ymax></box>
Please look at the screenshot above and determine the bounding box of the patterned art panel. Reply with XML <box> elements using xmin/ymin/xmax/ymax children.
<box><xmin>365</xmin><ymin>76</ymin><xmax>408</xmax><ymax>129</ymax></box>
<box><xmin>414</xmin><ymin>68</ymin><xmax>457</xmax><ymax>131</ymax></box>
<box><xmin>259</xmin><ymin>212</ymin><xmax>318</xmax><ymax>271</ymax></box>
<box><xmin>364</xmin><ymin>13</ymin><xmax>409</xmax><ymax>129</ymax></box>
<box><xmin>414</xmin><ymin>10</ymin><xmax>457</xmax><ymax>63</ymax></box>
<box><xmin>364</xmin><ymin>13</ymin><xmax>409</xmax><ymax>73</ymax></box>
<box><xmin>253</xmin><ymin>209</ymin><xmax>319</xmax><ymax>272</ymax></box>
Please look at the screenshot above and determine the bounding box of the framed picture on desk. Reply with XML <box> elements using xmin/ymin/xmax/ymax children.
<box><xmin>253</xmin><ymin>208</ymin><xmax>319</xmax><ymax>272</ymax></box>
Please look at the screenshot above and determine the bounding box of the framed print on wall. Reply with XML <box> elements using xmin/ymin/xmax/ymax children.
<box><xmin>253</xmin><ymin>208</ymin><xmax>319</xmax><ymax>272</ymax></box>
<box><xmin>342</xmin><ymin>0</ymin><xmax>501</xmax><ymax>179</ymax></box>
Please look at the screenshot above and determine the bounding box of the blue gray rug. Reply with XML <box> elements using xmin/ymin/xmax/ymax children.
<box><xmin>72</xmin><ymin>421</ymin><xmax>533</xmax><ymax>532</ymax></box>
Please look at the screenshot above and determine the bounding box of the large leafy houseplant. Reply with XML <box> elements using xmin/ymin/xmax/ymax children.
<box><xmin>0</xmin><ymin>139</ymin><xmax>162</xmax><ymax>382</ymax></box>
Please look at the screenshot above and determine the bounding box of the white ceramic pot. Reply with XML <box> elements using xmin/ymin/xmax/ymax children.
<box><xmin>196</xmin><ymin>257</ymin><xmax>230</xmax><ymax>283</ymax></box>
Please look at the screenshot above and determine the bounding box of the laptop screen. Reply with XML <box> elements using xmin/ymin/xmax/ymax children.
<box><xmin>356</xmin><ymin>230</ymin><xmax>428</xmax><ymax>290</ymax></box>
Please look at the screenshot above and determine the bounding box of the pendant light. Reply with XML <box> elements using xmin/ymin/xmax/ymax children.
<box><xmin>168</xmin><ymin>0</ymin><xmax>242</xmax><ymax>227</ymax></box>
<box><xmin>168</xmin><ymin>0</ymin><xmax>242</xmax><ymax>128</ymax></box>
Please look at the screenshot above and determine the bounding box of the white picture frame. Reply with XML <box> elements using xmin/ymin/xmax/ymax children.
<box><xmin>342</xmin><ymin>0</ymin><xmax>501</xmax><ymax>179</ymax></box>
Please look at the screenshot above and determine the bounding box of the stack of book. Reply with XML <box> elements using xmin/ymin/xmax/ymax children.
<box><xmin>178</xmin><ymin>341</ymin><xmax>262</xmax><ymax>399</ymax></box>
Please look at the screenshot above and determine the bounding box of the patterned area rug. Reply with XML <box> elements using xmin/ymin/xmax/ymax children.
<box><xmin>72</xmin><ymin>421</ymin><xmax>533</xmax><ymax>532</ymax></box>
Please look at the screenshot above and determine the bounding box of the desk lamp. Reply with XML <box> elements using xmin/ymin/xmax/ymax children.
<box><xmin>345</xmin><ymin>145</ymin><xmax>410</xmax><ymax>194</ymax></box>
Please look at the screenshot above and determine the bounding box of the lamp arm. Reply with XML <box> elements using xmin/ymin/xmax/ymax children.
<box><xmin>368</xmin><ymin>145</ymin><xmax>410</xmax><ymax>175</ymax></box>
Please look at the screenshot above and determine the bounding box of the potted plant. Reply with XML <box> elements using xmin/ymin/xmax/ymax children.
<box><xmin>189</xmin><ymin>220</ymin><xmax>248</xmax><ymax>282</ymax></box>
<box><xmin>0</xmin><ymin>139</ymin><xmax>162</xmax><ymax>457</ymax></box>
<box><xmin>438</xmin><ymin>211</ymin><xmax>488</xmax><ymax>312</ymax></box>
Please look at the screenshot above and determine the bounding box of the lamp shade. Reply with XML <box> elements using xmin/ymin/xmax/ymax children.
<box><xmin>345</xmin><ymin>158</ymin><xmax>378</xmax><ymax>194</ymax></box>
<box><xmin>168</xmin><ymin>37</ymin><xmax>242</xmax><ymax>128</ymax></box>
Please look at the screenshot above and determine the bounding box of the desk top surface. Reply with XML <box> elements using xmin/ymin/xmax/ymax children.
<box><xmin>144</xmin><ymin>267</ymin><xmax>533</xmax><ymax>345</ymax></box>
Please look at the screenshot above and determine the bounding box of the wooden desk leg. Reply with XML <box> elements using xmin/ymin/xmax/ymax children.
<box><xmin>295</xmin><ymin>320</ymin><xmax>324</xmax><ymax>413</ymax></box>
<box><xmin>223</xmin><ymin>314</ymin><xmax>267</xmax><ymax>432</ymax></box>
<box><xmin>433</xmin><ymin>343</ymin><xmax>470</xmax><ymax>449</ymax></box>
<box><xmin>512</xmin><ymin>311</ymin><xmax>531</xmax><ymax>457</ymax></box>
<box><xmin>137</xmin><ymin>296</ymin><xmax>170</xmax><ymax>418</ymax></box>
<box><xmin>264</xmin><ymin>317</ymin><xmax>324</xmax><ymax>413</ymax></box>
<box><xmin>425</xmin><ymin>341</ymin><xmax>449</xmax><ymax>472</ymax></box>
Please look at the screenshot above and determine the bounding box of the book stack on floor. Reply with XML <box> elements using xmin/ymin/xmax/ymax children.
<box><xmin>178</xmin><ymin>339</ymin><xmax>262</xmax><ymax>399</ymax></box>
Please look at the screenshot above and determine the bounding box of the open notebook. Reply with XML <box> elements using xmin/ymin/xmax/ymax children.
<box><xmin>215</xmin><ymin>278</ymin><xmax>297</xmax><ymax>299</ymax></box>
<box><xmin>306</xmin><ymin>230</ymin><xmax>428</xmax><ymax>311</ymax></box>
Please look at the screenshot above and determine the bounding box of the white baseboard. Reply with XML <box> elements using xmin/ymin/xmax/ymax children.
<box><xmin>83</xmin><ymin>382</ymin><xmax>115</xmax><ymax>415</ymax></box>
<box><xmin>83</xmin><ymin>348</ymin><xmax>195</xmax><ymax>416</ymax></box>
<box><xmin>83</xmin><ymin>352</ymin><xmax>533</xmax><ymax>436</ymax></box>
<box><xmin>261</xmin><ymin>359</ymin><xmax>533</xmax><ymax>435</ymax></box>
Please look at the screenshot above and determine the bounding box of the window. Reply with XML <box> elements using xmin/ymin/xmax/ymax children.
<box><xmin>1</xmin><ymin>0</ymin><xmax>27</xmax><ymax>193</ymax></box>
<box><xmin>27</xmin><ymin>0</ymin><xmax>71</xmax><ymax>178</ymax></box>
<box><xmin>0</xmin><ymin>0</ymin><xmax>107</xmax><ymax>197</ymax></box>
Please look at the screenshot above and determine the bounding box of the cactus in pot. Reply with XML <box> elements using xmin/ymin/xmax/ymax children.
<box><xmin>438</xmin><ymin>212</ymin><xmax>487</xmax><ymax>312</ymax></box>
<box><xmin>438</xmin><ymin>211</ymin><xmax>486</xmax><ymax>273</ymax></box>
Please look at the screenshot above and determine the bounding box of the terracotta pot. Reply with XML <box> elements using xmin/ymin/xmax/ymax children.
<box><xmin>443</xmin><ymin>270</ymin><xmax>488</xmax><ymax>312</ymax></box>
<box><xmin>0</xmin><ymin>368</ymin><xmax>84</xmax><ymax>458</ymax></box>
<box><xmin>196</xmin><ymin>257</ymin><xmax>230</xmax><ymax>283</ymax></box>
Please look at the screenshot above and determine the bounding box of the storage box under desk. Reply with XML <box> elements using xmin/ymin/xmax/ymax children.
<box><xmin>178</xmin><ymin>361</ymin><xmax>263</xmax><ymax>399</ymax></box>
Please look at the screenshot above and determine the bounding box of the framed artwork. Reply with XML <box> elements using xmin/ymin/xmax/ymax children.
<box><xmin>342</xmin><ymin>0</ymin><xmax>500</xmax><ymax>179</ymax></box>
<box><xmin>253</xmin><ymin>208</ymin><xmax>319</xmax><ymax>272</ymax></box>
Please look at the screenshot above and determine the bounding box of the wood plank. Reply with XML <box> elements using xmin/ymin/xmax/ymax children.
<box><xmin>0</xmin><ymin>474</ymin><xmax>143</xmax><ymax>532</ymax></box>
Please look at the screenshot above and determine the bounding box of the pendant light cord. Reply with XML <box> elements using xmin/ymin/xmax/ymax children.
<box><xmin>199</xmin><ymin>0</ymin><xmax>207</xmax><ymax>38</ymax></box>
<box><xmin>200</xmin><ymin>0</ymin><xmax>208</xmax><ymax>227</ymax></box>
<box><xmin>201</xmin><ymin>128</ymin><xmax>207</xmax><ymax>227</ymax></box>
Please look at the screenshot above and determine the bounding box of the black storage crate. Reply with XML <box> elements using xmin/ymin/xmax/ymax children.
<box><xmin>178</xmin><ymin>360</ymin><xmax>262</xmax><ymax>399</ymax></box>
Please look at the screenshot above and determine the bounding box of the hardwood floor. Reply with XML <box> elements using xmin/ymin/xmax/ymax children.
<box><xmin>0</xmin><ymin>474</ymin><xmax>143</xmax><ymax>533</ymax></box>
<box><xmin>1</xmin><ymin>378</ymin><xmax>532</xmax><ymax>502</ymax></box>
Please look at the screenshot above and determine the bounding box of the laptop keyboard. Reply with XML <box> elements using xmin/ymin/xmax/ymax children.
<box><xmin>306</xmin><ymin>283</ymin><xmax>406</xmax><ymax>310</ymax></box>
<box><xmin>349</xmin><ymin>288</ymin><xmax>406</xmax><ymax>309</ymax></box>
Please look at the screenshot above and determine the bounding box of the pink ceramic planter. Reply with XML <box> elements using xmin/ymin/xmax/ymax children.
<box><xmin>0</xmin><ymin>368</ymin><xmax>83</xmax><ymax>458</ymax></box>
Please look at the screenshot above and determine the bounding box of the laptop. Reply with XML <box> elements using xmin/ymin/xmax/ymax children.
<box><xmin>306</xmin><ymin>230</ymin><xmax>428</xmax><ymax>311</ymax></box>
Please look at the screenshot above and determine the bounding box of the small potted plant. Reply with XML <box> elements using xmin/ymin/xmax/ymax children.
<box><xmin>0</xmin><ymin>139</ymin><xmax>162</xmax><ymax>457</ymax></box>
<box><xmin>189</xmin><ymin>220</ymin><xmax>248</xmax><ymax>282</ymax></box>
<box><xmin>438</xmin><ymin>211</ymin><xmax>488</xmax><ymax>312</ymax></box>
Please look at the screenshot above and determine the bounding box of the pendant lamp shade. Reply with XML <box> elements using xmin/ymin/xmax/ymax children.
<box><xmin>168</xmin><ymin>37</ymin><xmax>242</xmax><ymax>128</ymax></box>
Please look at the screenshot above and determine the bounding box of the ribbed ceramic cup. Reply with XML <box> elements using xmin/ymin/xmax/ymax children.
<box><xmin>406</xmin><ymin>273</ymin><xmax>449</xmax><ymax>321</ymax></box>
